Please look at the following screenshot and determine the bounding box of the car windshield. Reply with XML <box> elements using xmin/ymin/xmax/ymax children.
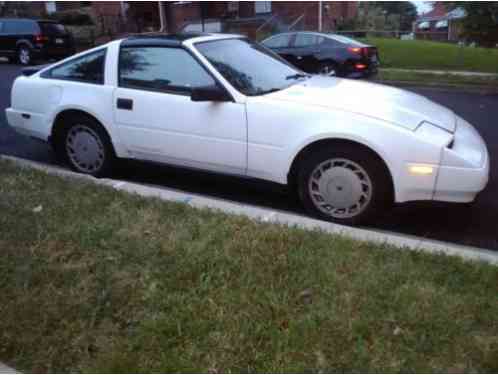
<box><xmin>195</xmin><ymin>38</ymin><xmax>307</xmax><ymax>96</ymax></box>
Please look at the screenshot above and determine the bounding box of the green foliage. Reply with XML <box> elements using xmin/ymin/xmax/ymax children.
<box><xmin>47</xmin><ymin>11</ymin><xmax>94</xmax><ymax>26</ymax></box>
<box><xmin>376</xmin><ymin>1</ymin><xmax>418</xmax><ymax>29</ymax></box>
<box><xmin>447</xmin><ymin>2</ymin><xmax>498</xmax><ymax>46</ymax></box>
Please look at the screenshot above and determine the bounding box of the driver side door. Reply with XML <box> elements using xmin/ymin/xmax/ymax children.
<box><xmin>113</xmin><ymin>45</ymin><xmax>248</xmax><ymax>175</ymax></box>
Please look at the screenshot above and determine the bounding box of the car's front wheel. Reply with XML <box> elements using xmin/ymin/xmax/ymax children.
<box><xmin>56</xmin><ymin>114</ymin><xmax>115</xmax><ymax>177</ymax></box>
<box><xmin>297</xmin><ymin>145</ymin><xmax>392</xmax><ymax>225</ymax></box>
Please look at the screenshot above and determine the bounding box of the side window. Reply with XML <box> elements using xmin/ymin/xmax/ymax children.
<box><xmin>263</xmin><ymin>35</ymin><xmax>291</xmax><ymax>48</ymax></box>
<box><xmin>294</xmin><ymin>34</ymin><xmax>317</xmax><ymax>48</ymax></box>
<box><xmin>4</xmin><ymin>20</ymin><xmax>38</xmax><ymax>34</ymax></box>
<box><xmin>3</xmin><ymin>21</ymin><xmax>15</xmax><ymax>33</ymax></box>
<box><xmin>0</xmin><ymin>22</ymin><xmax>3</xmax><ymax>33</ymax></box>
<box><xmin>323</xmin><ymin>38</ymin><xmax>341</xmax><ymax>47</ymax></box>
<box><xmin>44</xmin><ymin>48</ymin><xmax>106</xmax><ymax>84</ymax></box>
<box><xmin>119</xmin><ymin>47</ymin><xmax>216</xmax><ymax>95</ymax></box>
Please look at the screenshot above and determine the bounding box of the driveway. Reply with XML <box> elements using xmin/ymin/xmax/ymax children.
<box><xmin>1</xmin><ymin>61</ymin><xmax>497</xmax><ymax>250</ymax></box>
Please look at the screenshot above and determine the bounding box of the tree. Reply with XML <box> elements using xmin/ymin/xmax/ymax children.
<box><xmin>372</xmin><ymin>1</ymin><xmax>418</xmax><ymax>30</ymax></box>
<box><xmin>447</xmin><ymin>2</ymin><xmax>498</xmax><ymax>47</ymax></box>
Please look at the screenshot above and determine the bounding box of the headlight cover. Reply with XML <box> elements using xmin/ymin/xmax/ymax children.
<box><xmin>415</xmin><ymin>121</ymin><xmax>454</xmax><ymax>148</ymax></box>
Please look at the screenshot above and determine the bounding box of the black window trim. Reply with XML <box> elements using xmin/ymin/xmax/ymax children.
<box><xmin>40</xmin><ymin>47</ymin><xmax>107</xmax><ymax>85</ymax></box>
<box><xmin>117</xmin><ymin>44</ymin><xmax>233</xmax><ymax>101</ymax></box>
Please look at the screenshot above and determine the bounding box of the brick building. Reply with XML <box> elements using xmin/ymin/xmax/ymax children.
<box><xmin>0</xmin><ymin>1</ymin><xmax>358</xmax><ymax>39</ymax></box>
<box><xmin>414</xmin><ymin>2</ymin><xmax>465</xmax><ymax>42</ymax></box>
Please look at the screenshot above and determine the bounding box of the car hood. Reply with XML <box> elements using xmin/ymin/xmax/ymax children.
<box><xmin>267</xmin><ymin>76</ymin><xmax>456</xmax><ymax>133</ymax></box>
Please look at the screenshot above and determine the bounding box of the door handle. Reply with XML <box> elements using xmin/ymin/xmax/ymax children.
<box><xmin>296</xmin><ymin>56</ymin><xmax>303</xmax><ymax>60</ymax></box>
<box><xmin>117</xmin><ymin>98</ymin><xmax>133</xmax><ymax>110</ymax></box>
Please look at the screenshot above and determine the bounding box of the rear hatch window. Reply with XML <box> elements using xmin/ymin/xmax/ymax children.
<box><xmin>38</xmin><ymin>22</ymin><xmax>68</xmax><ymax>35</ymax></box>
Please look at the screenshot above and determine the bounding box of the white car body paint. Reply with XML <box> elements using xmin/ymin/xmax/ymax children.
<box><xmin>6</xmin><ymin>34</ymin><xmax>489</xmax><ymax>205</ymax></box>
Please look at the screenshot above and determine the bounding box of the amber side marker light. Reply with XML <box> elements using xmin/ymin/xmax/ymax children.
<box><xmin>409</xmin><ymin>165</ymin><xmax>434</xmax><ymax>175</ymax></box>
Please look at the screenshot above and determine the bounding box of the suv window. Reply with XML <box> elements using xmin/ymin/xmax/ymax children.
<box><xmin>43</xmin><ymin>48</ymin><xmax>106</xmax><ymax>84</ymax></box>
<box><xmin>4</xmin><ymin>20</ymin><xmax>39</xmax><ymax>34</ymax></box>
<box><xmin>38</xmin><ymin>22</ymin><xmax>67</xmax><ymax>35</ymax></box>
<box><xmin>294</xmin><ymin>33</ymin><xmax>319</xmax><ymax>48</ymax></box>
<box><xmin>119</xmin><ymin>47</ymin><xmax>215</xmax><ymax>95</ymax></box>
<box><xmin>263</xmin><ymin>34</ymin><xmax>291</xmax><ymax>48</ymax></box>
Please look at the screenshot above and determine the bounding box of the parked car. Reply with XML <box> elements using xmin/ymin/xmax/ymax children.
<box><xmin>6</xmin><ymin>33</ymin><xmax>489</xmax><ymax>225</ymax></box>
<box><xmin>0</xmin><ymin>18</ymin><xmax>75</xmax><ymax>65</ymax></box>
<box><xmin>262</xmin><ymin>31</ymin><xmax>379</xmax><ymax>78</ymax></box>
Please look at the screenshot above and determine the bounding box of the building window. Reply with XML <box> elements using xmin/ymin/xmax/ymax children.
<box><xmin>418</xmin><ymin>21</ymin><xmax>430</xmax><ymax>30</ymax></box>
<box><xmin>255</xmin><ymin>1</ymin><xmax>271</xmax><ymax>14</ymax></box>
<box><xmin>435</xmin><ymin>20</ymin><xmax>448</xmax><ymax>29</ymax></box>
<box><xmin>45</xmin><ymin>1</ymin><xmax>56</xmax><ymax>14</ymax></box>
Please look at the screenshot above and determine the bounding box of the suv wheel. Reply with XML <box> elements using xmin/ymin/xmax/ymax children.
<box><xmin>17</xmin><ymin>45</ymin><xmax>32</xmax><ymax>65</ymax></box>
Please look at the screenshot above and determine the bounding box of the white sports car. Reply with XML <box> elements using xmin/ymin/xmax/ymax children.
<box><xmin>6</xmin><ymin>33</ymin><xmax>490</xmax><ymax>225</ymax></box>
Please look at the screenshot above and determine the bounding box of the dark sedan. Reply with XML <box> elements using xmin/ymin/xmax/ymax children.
<box><xmin>262</xmin><ymin>32</ymin><xmax>379</xmax><ymax>78</ymax></box>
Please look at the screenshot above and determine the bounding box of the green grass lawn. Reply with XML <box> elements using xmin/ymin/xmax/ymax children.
<box><xmin>1</xmin><ymin>160</ymin><xmax>498</xmax><ymax>373</ymax></box>
<box><xmin>362</xmin><ymin>37</ymin><xmax>498</xmax><ymax>73</ymax></box>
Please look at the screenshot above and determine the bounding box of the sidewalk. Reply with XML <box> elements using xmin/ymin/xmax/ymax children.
<box><xmin>381</xmin><ymin>68</ymin><xmax>498</xmax><ymax>78</ymax></box>
<box><xmin>0</xmin><ymin>363</ymin><xmax>16</xmax><ymax>374</ymax></box>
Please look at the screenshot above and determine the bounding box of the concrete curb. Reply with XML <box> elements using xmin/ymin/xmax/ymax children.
<box><xmin>372</xmin><ymin>80</ymin><xmax>498</xmax><ymax>95</ymax></box>
<box><xmin>381</xmin><ymin>68</ymin><xmax>498</xmax><ymax>78</ymax></box>
<box><xmin>2</xmin><ymin>154</ymin><xmax>498</xmax><ymax>266</ymax></box>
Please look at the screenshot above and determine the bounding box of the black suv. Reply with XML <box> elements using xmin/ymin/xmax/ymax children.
<box><xmin>0</xmin><ymin>18</ymin><xmax>76</xmax><ymax>65</ymax></box>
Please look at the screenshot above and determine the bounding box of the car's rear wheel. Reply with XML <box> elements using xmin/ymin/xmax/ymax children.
<box><xmin>56</xmin><ymin>114</ymin><xmax>115</xmax><ymax>177</ymax></box>
<box><xmin>297</xmin><ymin>145</ymin><xmax>392</xmax><ymax>225</ymax></box>
<box><xmin>318</xmin><ymin>61</ymin><xmax>338</xmax><ymax>77</ymax></box>
<box><xmin>17</xmin><ymin>45</ymin><xmax>32</xmax><ymax>66</ymax></box>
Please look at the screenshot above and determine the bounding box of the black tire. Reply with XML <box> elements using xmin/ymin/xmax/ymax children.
<box><xmin>17</xmin><ymin>45</ymin><xmax>32</xmax><ymax>66</ymax></box>
<box><xmin>297</xmin><ymin>144</ymin><xmax>392</xmax><ymax>225</ymax></box>
<box><xmin>54</xmin><ymin>113</ymin><xmax>115</xmax><ymax>178</ymax></box>
<box><xmin>318</xmin><ymin>61</ymin><xmax>340</xmax><ymax>77</ymax></box>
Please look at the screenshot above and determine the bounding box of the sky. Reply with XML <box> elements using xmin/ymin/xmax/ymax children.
<box><xmin>411</xmin><ymin>1</ymin><xmax>433</xmax><ymax>15</ymax></box>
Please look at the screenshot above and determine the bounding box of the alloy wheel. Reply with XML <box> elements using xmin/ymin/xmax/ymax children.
<box><xmin>65</xmin><ymin>125</ymin><xmax>105</xmax><ymax>173</ymax></box>
<box><xmin>308</xmin><ymin>158</ymin><xmax>373</xmax><ymax>219</ymax></box>
<box><xmin>18</xmin><ymin>47</ymin><xmax>30</xmax><ymax>65</ymax></box>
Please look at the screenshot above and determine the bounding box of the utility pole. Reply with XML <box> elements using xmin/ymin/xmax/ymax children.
<box><xmin>318</xmin><ymin>1</ymin><xmax>323</xmax><ymax>31</ymax></box>
<box><xmin>158</xmin><ymin>1</ymin><xmax>166</xmax><ymax>32</ymax></box>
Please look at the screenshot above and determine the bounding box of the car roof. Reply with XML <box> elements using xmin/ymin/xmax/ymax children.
<box><xmin>122</xmin><ymin>32</ymin><xmax>244</xmax><ymax>47</ymax></box>
<box><xmin>0</xmin><ymin>18</ymin><xmax>58</xmax><ymax>23</ymax></box>
<box><xmin>262</xmin><ymin>31</ymin><xmax>368</xmax><ymax>46</ymax></box>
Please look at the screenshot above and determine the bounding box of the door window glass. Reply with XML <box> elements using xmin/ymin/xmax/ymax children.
<box><xmin>263</xmin><ymin>34</ymin><xmax>291</xmax><ymax>48</ymax></box>
<box><xmin>294</xmin><ymin>33</ymin><xmax>318</xmax><ymax>47</ymax></box>
<box><xmin>119</xmin><ymin>47</ymin><xmax>215</xmax><ymax>94</ymax></box>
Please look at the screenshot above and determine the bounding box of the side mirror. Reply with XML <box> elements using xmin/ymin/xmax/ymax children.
<box><xmin>191</xmin><ymin>85</ymin><xmax>232</xmax><ymax>102</ymax></box>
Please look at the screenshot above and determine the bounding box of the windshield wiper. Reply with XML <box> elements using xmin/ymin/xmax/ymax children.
<box><xmin>255</xmin><ymin>88</ymin><xmax>282</xmax><ymax>95</ymax></box>
<box><xmin>285</xmin><ymin>73</ymin><xmax>311</xmax><ymax>80</ymax></box>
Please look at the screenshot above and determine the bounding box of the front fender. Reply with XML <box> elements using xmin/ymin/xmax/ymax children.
<box><xmin>247</xmin><ymin>97</ymin><xmax>445</xmax><ymax>202</ymax></box>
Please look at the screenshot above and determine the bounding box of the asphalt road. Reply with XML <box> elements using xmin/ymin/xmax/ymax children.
<box><xmin>1</xmin><ymin>61</ymin><xmax>497</xmax><ymax>250</ymax></box>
